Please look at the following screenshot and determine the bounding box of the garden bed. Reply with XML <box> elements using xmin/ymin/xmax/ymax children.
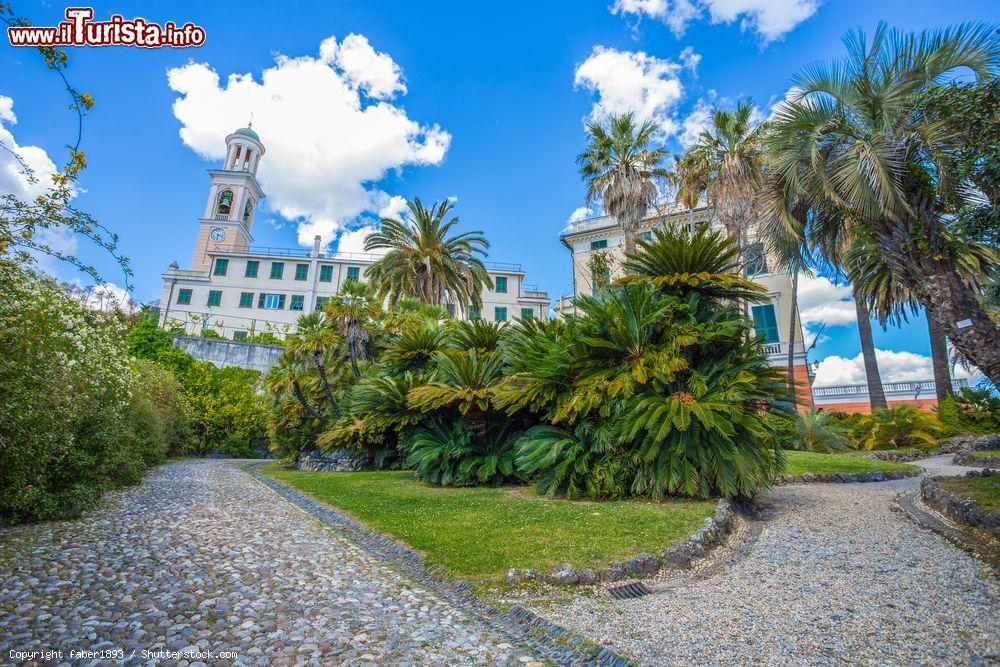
<box><xmin>921</xmin><ymin>471</ymin><xmax>1000</xmax><ymax>539</ymax></box>
<box><xmin>953</xmin><ymin>449</ymin><xmax>1000</xmax><ymax>468</ymax></box>
<box><xmin>259</xmin><ymin>465</ymin><xmax>717</xmax><ymax>581</ymax></box>
<box><xmin>775</xmin><ymin>451</ymin><xmax>921</xmax><ymax>484</ymax></box>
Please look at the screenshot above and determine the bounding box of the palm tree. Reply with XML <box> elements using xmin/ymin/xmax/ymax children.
<box><xmin>792</xmin><ymin>409</ymin><xmax>852</xmax><ymax>452</ymax></box>
<box><xmin>764</xmin><ymin>22</ymin><xmax>1000</xmax><ymax>387</ymax></box>
<box><xmin>673</xmin><ymin>99</ymin><xmax>767</xmax><ymax>246</ymax></box>
<box><xmin>577</xmin><ymin>112</ymin><xmax>668</xmax><ymax>255</ymax></box>
<box><xmin>286</xmin><ymin>312</ymin><xmax>342</xmax><ymax>417</ymax></box>
<box><xmin>363</xmin><ymin>198</ymin><xmax>492</xmax><ymax>312</ymax></box>
<box><xmin>265</xmin><ymin>353</ymin><xmax>328</xmax><ymax>427</ymax></box>
<box><xmin>325</xmin><ymin>279</ymin><xmax>380</xmax><ymax>378</ymax></box>
<box><xmin>846</xmin><ymin>232</ymin><xmax>997</xmax><ymax>401</ymax></box>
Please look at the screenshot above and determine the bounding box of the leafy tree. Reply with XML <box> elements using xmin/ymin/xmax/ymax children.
<box><xmin>577</xmin><ymin>112</ymin><xmax>668</xmax><ymax>254</ymax></box>
<box><xmin>764</xmin><ymin>22</ymin><xmax>1000</xmax><ymax>387</ymax></box>
<box><xmin>364</xmin><ymin>198</ymin><xmax>492</xmax><ymax>311</ymax></box>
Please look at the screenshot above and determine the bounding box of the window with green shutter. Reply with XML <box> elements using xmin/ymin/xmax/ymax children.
<box><xmin>751</xmin><ymin>304</ymin><xmax>780</xmax><ymax>343</ymax></box>
<box><xmin>238</xmin><ymin>292</ymin><xmax>253</xmax><ymax>308</ymax></box>
<box><xmin>269</xmin><ymin>262</ymin><xmax>284</xmax><ymax>279</ymax></box>
<box><xmin>494</xmin><ymin>276</ymin><xmax>507</xmax><ymax>293</ymax></box>
<box><xmin>207</xmin><ymin>290</ymin><xmax>222</xmax><ymax>307</ymax></box>
<box><xmin>590</xmin><ymin>239</ymin><xmax>608</xmax><ymax>250</ymax></box>
<box><xmin>213</xmin><ymin>258</ymin><xmax>229</xmax><ymax>276</ymax></box>
<box><xmin>495</xmin><ymin>307</ymin><xmax>507</xmax><ymax>322</ymax></box>
<box><xmin>245</xmin><ymin>260</ymin><xmax>259</xmax><ymax>278</ymax></box>
<box><xmin>294</xmin><ymin>263</ymin><xmax>308</xmax><ymax>281</ymax></box>
<box><xmin>520</xmin><ymin>308</ymin><xmax>533</xmax><ymax>320</ymax></box>
<box><xmin>258</xmin><ymin>293</ymin><xmax>267</xmax><ymax>308</ymax></box>
<box><xmin>319</xmin><ymin>265</ymin><xmax>333</xmax><ymax>282</ymax></box>
<box><xmin>290</xmin><ymin>295</ymin><xmax>304</xmax><ymax>311</ymax></box>
<box><xmin>177</xmin><ymin>288</ymin><xmax>192</xmax><ymax>305</ymax></box>
<box><xmin>469</xmin><ymin>305</ymin><xmax>480</xmax><ymax>320</ymax></box>
<box><xmin>346</xmin><ymin>266</ymin><xmax>360</xmax><ymax>281</ymax></box>
<box><xmin>315</xmin><ymin>296</ymin><xmax>329</xmax><ymax>311</ymax></box>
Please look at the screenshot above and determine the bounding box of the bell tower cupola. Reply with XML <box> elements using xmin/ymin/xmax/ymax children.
<box><xmin>192</xmin><ymin>125</ymin><xmax>267</xmax><ymax>271</ymax></box>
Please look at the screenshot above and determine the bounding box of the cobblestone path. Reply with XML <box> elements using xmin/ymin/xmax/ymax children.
<box><xmin>530</xmin><ymin>477</ymin><xmax>999</xmax><ymax>666</ymax></box>
<box><xmin>0</xmin><ymin>460</ymin><xmax>538</xmax><ymax>666</ymax></box>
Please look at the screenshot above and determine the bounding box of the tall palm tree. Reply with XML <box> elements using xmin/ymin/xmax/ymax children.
<box><xmin>265</xmin><ymin>353</ymin><xmax>328</xmax><ymax>427</ymax></box>
<box><xmin>363</xmin><ymin>198</ymin><xmax>492</xmax><ymax>312</ymax></box>
<box><xmin>577</xmin><ymin>112</ymin><xmax>668</xmax><ymax>255</ymax></box>
<box><xmin>764</xmin><ymin>22</ymin><xmax>1000</xmax><ymax>387</ymax></box>
<box><xmin>846</xmin><ymin>232</ymin><xmax>997</xmax><ymax>401</ymax></box>
<box><xmin>674</xmin><ymin>99</ymin><xmax>767</xmax><ymax>245</ymax></box>
<box><xmin>325</xmin><ymin>280</ymin><xmax>380</xmax><ymax>379</ymax></box>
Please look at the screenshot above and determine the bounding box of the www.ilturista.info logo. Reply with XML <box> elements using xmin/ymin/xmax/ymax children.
<box><xmin>7</xmin><ymin>7</ymin><xmax>205</xmax><ymax>48</ymax></box>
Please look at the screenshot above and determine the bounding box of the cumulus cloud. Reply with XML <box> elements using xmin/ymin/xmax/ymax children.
<box><xmin>797</xmin><ymin>272</ymin><xmax>856</xmax><ymax>328</ymax></box>
<box><xmin>0</xmin><ymin>95</ymin><xmax>63</xmax><ymax>201</ymax></box>
<box><xmin>168</xmin><ymin>34</ymin><xmax>450</xmax><ymax>247</ymax></box>
<box><xmin>813</xmin><ymin>349</ymin><xmax>971</xmax><ymax>387</ymax></box>
<box><xmin>333</xmin><ymin>225</ymin><xmax>388</xmax><ymax>257</ymax></box>
<box><xmin>568</xmin><ymin>206</ymin><xmax>595</xmax><ymax>223</ymax></box>
<box><xmin>678</xmin><ymin>96</ymin><xmax>713</xmax><ymax>147</ymax></box>
<box><xmin>574</xmin><ymin>46</ymin><xmax>692</xmax><ymax>136</ymax></box>
<box><xmin>611</xmin><ymin>0</ymin><xmax>820</xmax><ymax>43</ymax></box>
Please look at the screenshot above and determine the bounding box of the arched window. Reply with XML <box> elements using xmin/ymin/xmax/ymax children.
<box><xmin>243</xmin><ymin>197</ymin><xmax>254</xmax><ymax>222</ymax></box>
<box><xmin>217</xmin><ymin>189</ymin><xmax>234</xmax><ymax>216</ymax></box>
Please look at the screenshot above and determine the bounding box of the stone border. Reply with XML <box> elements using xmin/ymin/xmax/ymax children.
<box><xmin>244</xmin><ymin>464</ymin><xmax>630</xmax><ymax>667</ymax></box>
<box><xmin>864</xmin><ymin>449</ymin><xmax>932</xmax><ymax>463</ymax></box>
<box><xmin>920</xmin><ymin>471</ymin><xmax>1000</xmax><ymax>540</ymax></box>
<box><xmin>506</xmin><ymin>499</ymin><xmax>736</xmax><ymax>587</ymax></box>
<box><xmin>953</xmin><ymin>451</ymin><xmax>1000</xmax><ymax>468</ymax></box>
<box><xmin>773</xmin><ymin>469</ymin><xmax>921</xmax><ymax>485</ymax></box>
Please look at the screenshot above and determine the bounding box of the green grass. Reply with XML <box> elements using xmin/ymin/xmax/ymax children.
<box><xmin>781</xmin><ymin>450</ymin><xmax>920</xmax><ymax>475</ymax></box>
<box><xmin>936</xmin><ymin>475</ymin><xmax>1000</xmax><ymax>512</ymax></box>
<box><xmin>259</xmin><ymin>465</ymin><xmax>716</xmax><ymax>580</ymax></box>
<box><xmin>971</xmin><ymin>450</ymin><xmax>1000</xmax><ymax>458</ymax></box>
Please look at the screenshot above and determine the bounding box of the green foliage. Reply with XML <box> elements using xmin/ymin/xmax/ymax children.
<box><xmin>248</xmin><ymin>331</ymin><xmax>284</xmax><ymax>345</ymax></box>
<box><xmin>938</xmin><ymin>388</ymin><xmax>1000</xmax><ymax>434</ymax></box>
<box><xmin>854</xmin><ymin>406</ymin><xmax>946</xmax><ymax>450</ymax></box>
<box><xmin>787</xmin><ymin>409</ymin><xmax>853</xmax><ymax>453</ymax></box>
<box><xmin>125</xmin><ymin>316</ymin><xmax>194</xmax><ymax>376</ymax></box>
<box><xmin>515</xmin><ymin>421</ymin><xmax>623</xmax><ymax>498</ymax></box>
<box><xmin>185</xmin><ymin>363</ymin><xmax>267</xmax><ymax>457</ymax></box>
<box><xmin>0</xmin><ymin>262</ymin><xmax>185</xmax><ymax>524</ymax></box>
<box><xmin>407</xmin><ymin>421</ymin><xmax>520</xmax><ymax>486</ymax></box>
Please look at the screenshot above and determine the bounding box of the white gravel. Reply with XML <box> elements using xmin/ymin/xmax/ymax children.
<box><xmin>0</xmin><ymin>459</ymin><xmax>537</xmax><ymax>666</ymax></box>
<box><xmin>530</xmin><ymin>477</ymin><xmax>999</xmax><ymax>666</ymax></box>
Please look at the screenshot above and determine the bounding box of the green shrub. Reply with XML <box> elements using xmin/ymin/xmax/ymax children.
<box><xmin>185</xmin><ymin>363</ymin><xmax>268</xmax><ymax>457</ymax></box>
<box><xmin>787</xmin><ymin>409</ymin><xmax>853</xmax><ymax>453</ymax></box>
<box><xmin>0</xmin><ymin>262</ymin><xmax>178</xmax><ymax>524</ymax></box>
<box><xmin>854</xmin><ymin>405</ymin><xmax>945</xmax><ymax>450</ymax></box>
<box><xmin>407</xmin><ymin>420</ymin><xmax>521</xmax><ymax>486</ymax></box>
<box><xmin>947</xmin><ymin>387</ymin><xmax>1000</xmax><ymax>434</ymax></box>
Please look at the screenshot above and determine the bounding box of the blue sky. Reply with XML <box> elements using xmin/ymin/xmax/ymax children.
<box><xmin>1</xmin><ymin>0</ymin><xmax>995</xmax><ymax>385</ymax></box>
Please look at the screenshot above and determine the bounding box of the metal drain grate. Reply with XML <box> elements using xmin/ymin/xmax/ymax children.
<box><xmin>608</xmin><ymin>581</ymin><xmax>652</xmax><ymax>599</ymax></box>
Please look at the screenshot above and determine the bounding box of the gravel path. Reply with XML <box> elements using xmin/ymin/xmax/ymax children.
<box><xmin>917</xmin><ymin>453</ymin><xmax>990</xmax><ymax>477</ymax></box>
<box><xmin>0</xmin><ymin>460</ymin><xmax>538</xmax><ymax>666</ymax></box>
<box><xmin>530</xmin><ymin>477</ymin><xmax>999</xmax><ymax>666</ymax></box>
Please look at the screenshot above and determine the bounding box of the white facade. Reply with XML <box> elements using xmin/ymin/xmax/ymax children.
<box><xmin>557</xmin><ymin>203</ymin><xmax>811</xmax><ymax>391</ymax></box>
<box><xmin>159</xmin><ymin>128</ymin><xmax>550</xmax><ymax>339</ymax></box>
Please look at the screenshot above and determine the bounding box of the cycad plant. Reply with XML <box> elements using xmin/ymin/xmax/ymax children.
<box><xmin>324</xmin><ymin>279</ymin><xmax>381</xmax><ymax>378</ymax></box>
<box><xmin>854</xmin><ymin>405</ymin><xmax>945</xmax><ymax>450</ymax></box>
<box><xmin>790</xmin><ymin>409</ymin><xmax>853</xmax><ymax>453</ymax></box>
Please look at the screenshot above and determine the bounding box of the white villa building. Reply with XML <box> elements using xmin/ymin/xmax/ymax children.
<box><xmin>159</xmin><ymin>128</ymin><xmax>550</xmax><ymax>339</ymax></box>
<box><xmin>557</xmin><ymin>202</ymin><xmax>814</xmax><ymax>408</ymax></box>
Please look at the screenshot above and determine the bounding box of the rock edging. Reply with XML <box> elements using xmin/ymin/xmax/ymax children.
<box><xmin>920</xmin><ymin>470</ymin><xmax>1000</xmax><ymax>540</ymax></box>
<box><xmin>773</xmin><ymin>469</ymin><xmax>921</xmax><ymax>486</ymax></box>
<box><xmin>506</xmin><ymin>499</ymin><xmax>736</xmax><ymax>587</ymax></box>
<box><xmin>295</xmin><ymin>450</ymin><xmax>359</xmax><ymax>472</ymax></box>
<box><xmin>952</xmin><ymin>451</ymin><xmax>1000</xmax><ymax>468</ymax></box>
<box><xmin>245</xmin><ymin>464</ymin><xmax>629</xmax><ymax>667</ymax></box>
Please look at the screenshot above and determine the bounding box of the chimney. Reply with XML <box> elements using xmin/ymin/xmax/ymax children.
<box><xmin>311</xmin><ymin>235</ymin><xmax>322</xmax><ymax>258</ymax></box>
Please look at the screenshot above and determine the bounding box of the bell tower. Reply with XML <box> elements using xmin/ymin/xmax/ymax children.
<box><xmin>192</xmin><ymin>125</ymin><xmax>266</xmax><ymax>271</ymax></box>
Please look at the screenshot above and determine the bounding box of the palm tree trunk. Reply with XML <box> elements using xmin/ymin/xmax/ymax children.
<box><xmin>925</xmin><ymin>306</ymin><xmax>952</xmax><ymax>402</ymax></box>
<box><xmin>854</xmin><ymin>290</ymin><xmax>887</xmax><ymax>410</ymax></box>
<box><xmin>915</xmin><ymin>270</ymin><xmax>1000</xmax><ymax>389</ymax></box>
<box><xmin>293</xmin><ymin>380</ymin><xmax>328</xmax><ymax>426</ymax></box>
<box><xmin>786</xmin><ymin>269</ymin><xmax>799</xmax><ymax>407</ymax></box>
<box><xmin>349</xmin><ymin>348</ymin><xmax>361</xmax><ymax>379</ymax></box>
<box><xmin>314</xmin><ymin>356</ymin><xmax>342</xmax><ymax>418</ymax></box>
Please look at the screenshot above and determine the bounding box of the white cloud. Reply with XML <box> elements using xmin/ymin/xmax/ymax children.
<box><xmin>678</xmin><ymin>46</ymin><xmax>701</xmax><ymax>73</ymax></box>
<box><xmin>0</xmin><ymin>95</ymin><xmax>63</xmax><ymax>202</ymax></box>
<box><xmin>813</xmin><ymin>349</ymin><xmax>971</xmax><ymax>387</ymax></box>
<box><xmin>568</xmin><ymin>206</ymin><xmax>595</xmax><ymax>223</ymax></box>
<box><xmin>678</xmin><ymin>96</ymin><xmax>713</xmax><ymax>147</ymax></box>
<box><xmin>797</xmin><ymin>272</ymin><xmax>856</xmax><ymax>328</ymax></box>
<box><xmin>374</xmin><ymin>193</ymin><xmax>408</xmax><ymax>220</ymax></box>
<box><xmin>168</xmin><ymin>34</ymin><xmax>450</xmax><ymax>248</ymax></box>
<box><xmin>333</xmin><ymin>225</ymin><xmax>388</xmax><ymax>257</ymax></box>
<box><xmin>574</xmin><ymin>46</ymin><xmax>691</xmax><ymax>135</ymax></box>
<box><xmin>612</xmin><ymin>0</ymin><xmax>820</xmax><ymax>43</ymax></box>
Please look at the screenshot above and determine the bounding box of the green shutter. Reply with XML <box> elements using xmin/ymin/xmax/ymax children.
<box><xmin>258</xmin><ymin>293</ymin><xmax>266</xmax><ymax>308</ymax></box>
<box><xmin>495</xmin><ymin>307</ymin><xmax>507</xmax><ymax>322</ymax></box>
<box><xmin>751</xmin><ymin>304</ymin><xmax>779</xmax><ymax>343</ymax></box>
<box><xmin>295</xmin><ymin>263</ymin><xmax>308</xmax><ymax>281</ymax></box>
<box><xmin>277</xmin><ymin>294</ymin><xmax>286</xmax><ymax>309</ymax></box>
<box><xmin>270</xmin><ymin>262</ymin><xmax>284</xmax><ymax>279</ymax></box>
<box><xmin>495</xmin><ymin>276</ymin><xmax>507</xmax><ymax>293</ymax></box>
<box><xmin>319</xmin><ymin>265</ymin><xmax>333</xmax><ymax>282</ymax></box>
<box><xmin>290</xmin><ymin>295</ymin><xmax>304</xmax><ymax>311</ymax></box>
<box><xmin>521</xmin><ymin>308</ymin><xmax>533</xmax><ymax>320</ymax></box>
<box><xmin>207</xmin><ymin>290</ymin><xmax>222</xmax><ymax>307</ymax></box>
<box><xmin>346</xmin><ymin>266</ymin><xmax>360</xmax><ymax>281</ymax></box>
<box><xmin>213</xmin><ymin>258</ymin><xmax>229</xmax><ymax>276</ymax></box>
<box><xmin>239</xmin><ymin>292</ymin><xmax>253</xmax><ymax>308</ymax></box>
<box><xmin>245</xmin><ymin>260</ymin><xmax>259</xmax><ymax>278</ymax></box>
<box><xmin>177</xmin><ymin>289</ymin><xmax>192</xmax><ymax>305</ymax></box>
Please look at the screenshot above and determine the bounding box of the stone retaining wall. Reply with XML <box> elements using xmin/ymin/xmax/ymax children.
<box><xmin>295</xmin><ymin>451</ymin><xmax>359</xmax><ymax>472</ymax></box>
<box><xmin>172</xmin><ymin>335</ymin><xmax>284</xmax><ymax>373</ymax></box>
<box><xmin>920</xmin><ymin>470</ymin><xmax>1000</xmax><ymax>540</ymax></box>
<box><xmin>953</xmin><ymin>451</ymin><xmax>1000</xmax><ymax>467</ymax></box>
<box><xmin>773</xmin><ymin>469</ymin><xmax>920</xmax><ymax>485</ymax></box>
<box><xmin>505</xmin><ymin>500</ymin><xmax>736</xmax><ymax>587</ymax></box>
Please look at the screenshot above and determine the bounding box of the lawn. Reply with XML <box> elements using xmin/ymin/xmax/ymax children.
<box><xmin>970</xmin><ymin>450</ymin><xmax>1000</xmax><ymax>458</ymax></box>
<box><xmin>936</xmin><ymin>475</ymin><xmax>1000</xmax><ymax>512</ymax></box>
<box><xmin>259</xmin><ymin>465</ymin><xmax>716</xmax><ymax>580</ymax></box>
<box><xmin>781</xmin><ymin>451</ymin><xmax>920</xmax><ymax>475</ymax></box>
